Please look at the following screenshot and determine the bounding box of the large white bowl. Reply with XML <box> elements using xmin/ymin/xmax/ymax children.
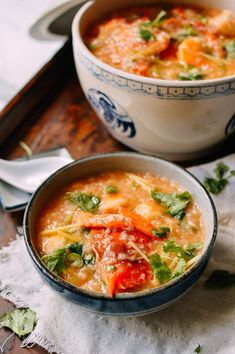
<box><xmin>72</xmin><ymin>0</ymin><xmax>235</xmax><ymax>160</ymax></box>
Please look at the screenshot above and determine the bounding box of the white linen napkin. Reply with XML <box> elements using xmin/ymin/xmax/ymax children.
<box><xmin>1</xmin><ymin>154</ymin><xmax>235</xmax><ymax>354</ymax></box>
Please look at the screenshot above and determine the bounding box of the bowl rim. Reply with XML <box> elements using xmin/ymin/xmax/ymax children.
<box><xmin>72</xmin><ymin>0</ymin><xmax>235</xmax><ymax>87</ymax></box>
<box><xmin>23</xmin><ymin>152</ymin><xmax>218</xmax><ymax>302</ymax></box>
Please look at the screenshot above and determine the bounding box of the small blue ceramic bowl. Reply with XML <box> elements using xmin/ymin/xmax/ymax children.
<box><xmin>23</xmin><ymin>152</ymin><xmax>217</xmax><ymax>316</ymax></box>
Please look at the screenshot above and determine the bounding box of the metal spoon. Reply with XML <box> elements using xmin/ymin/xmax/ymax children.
<box><xmin>0</xmin><ymin>156</ymin><xmax>73</xmax><ymax>193</ymax></box>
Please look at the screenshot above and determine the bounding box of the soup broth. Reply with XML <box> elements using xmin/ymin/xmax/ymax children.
<box><xmin>85</xmin><ymin>3</ymin><xmax>235</xmax><ymax>80</ymax></box>
<box><xmin>36</xmin><ymin>171</ymin><xmax>204</xmax><ymax>296</ymax></box>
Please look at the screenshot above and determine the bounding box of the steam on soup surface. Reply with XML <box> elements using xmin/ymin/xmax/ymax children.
<box><xmin>85</xmin><ymin>3</ymin><xmax>235</xmax><ymax>80</ymax></box>
<box><xmin>36</xmin><ymin>171</ymin><xmax>204</xmax><ymax>297</ymax></box>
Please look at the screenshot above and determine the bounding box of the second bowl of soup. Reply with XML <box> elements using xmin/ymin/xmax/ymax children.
<box><xmin>72</xmin><ymin>0</ymin><xmax>235</xmax><ymax>160</ymax></box>
<box><xmin>24</xmin><ymin>152</ymin><xmax>217</xmax><ymax>315</ymax></box>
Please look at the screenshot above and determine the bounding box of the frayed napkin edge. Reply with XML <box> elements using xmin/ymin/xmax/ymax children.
<box><xmin>0</xmin><ymin>272</ymin><xmax>60</xmax><ymax>354</ymax></box>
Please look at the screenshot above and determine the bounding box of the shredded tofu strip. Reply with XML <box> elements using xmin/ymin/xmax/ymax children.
<box><xmin>41</xmin><ymin>224</ymin><xmax>81</xmax><ymax>236</ymax></box>
<box><xmin>202</xmin><ymin>53</ymin><xmax>227</xmax><ymax>65</ymax></box>
<box><xmin>57</xmin><ymin>230</ymin><xmax>81</xmax><ymax>243</ymax></box>
<box><xmin>131</xmin><ymin>42</ymin><xmax>162</xmax><ymax>59</ymax></box>
<box><xmin>168</xmin><ymin>256</ymin><xmax>179</xmax><ymax>271</ymax></box>
<box><xmin>127</xmin><ymin>241</ymin><xmax>150</xmax><ymax>263</ymax></box>
<box><xmin>127</xmin><ymin>173</ymin><xmax>154</xmax><ymax>193</ymax></box>
<box><xmin>186</xmin><ymin>254</ymin><xmax>201</xmax><ymax>268</ymax></box>
<box><xmin>131</xmin><ymin>32</ymin><xmax>170</xmax><ymax>59</ymax></box>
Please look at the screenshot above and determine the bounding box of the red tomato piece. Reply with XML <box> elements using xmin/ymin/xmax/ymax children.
<box><xmin>105</xmin><ymin>260</ymin><xmax>152</xmax><ymax>296</ymax></box>
<box><xmin>159</xmin><ymin>41</ymin><xmax>178</xmax><ymax>60</ymax></box>
<box><xmin>89</xmin><ymin>229</ymin><xmax>129</xmax><ymax>259</ymax></box>
<box><xmin>90</xmin><ymin>228</ymin><xmax>158</xmax><ymax>262</ymax></box>
<box><xmin>118</xmin><ymin>207</ymin><xmax>155</xmax><ymax>238</ymax></box>
<box><xmin>128</xmin><ymin>229</ymin><xmax>158</xmax><ymax>252</ymax></box>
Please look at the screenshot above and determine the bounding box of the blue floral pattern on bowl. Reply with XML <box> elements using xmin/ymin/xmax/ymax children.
<box><xmin>87</xmin><ymin>88</ymin><xmax>136</xmax><ymax>138</ymax></box>
<box><xmin>225</xmin><ymin>113</ymin><xmax>235</xmax><ymax>136</ymax></box>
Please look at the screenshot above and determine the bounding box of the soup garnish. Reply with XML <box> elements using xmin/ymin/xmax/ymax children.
<box><xmin>84</xmin><ymin>3</ymin><xmax>235</xmax><ymax>80</ymax></box>
<box><xmin>36</xmin><ymin>171</ymin><xmax>204</xmax><ymax>296</ymax></box>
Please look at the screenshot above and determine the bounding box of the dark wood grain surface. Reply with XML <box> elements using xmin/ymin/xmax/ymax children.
<box><xmin>0</xmin><ymin>41</ymin><xmax>74</xmax><ymax>145</ymax></box>
<box><xmin>0</xmin><ymin>64</ymin><xmax>126</xmax><ymax>354</ymax></box>
<box><xmin>0</xmin><ymin>56</ymin><xmax>235</xmax><ymax>354</ymax></box>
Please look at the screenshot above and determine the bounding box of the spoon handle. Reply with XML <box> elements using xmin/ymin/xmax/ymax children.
<box><xmin>0</xmin><ymin>157</ymin><xmax>73</xmax><ymax>193</ymax></box>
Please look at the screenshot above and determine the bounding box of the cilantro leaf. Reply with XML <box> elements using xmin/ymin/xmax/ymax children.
<box><xmin>66</xmin><ymin>191</ymin><xmax>100</xmax><ymax>213</ymax></box>
<box><xmin>183</xmin><ymin>24</ymin><xmax>197</xmax><ymax>36</ymax></box>
<box><xmin>149</xmin><ymin>253</ymin><xmax>171</xmax><ymax>283</ymax></box>
<box><xmin>151</xmin><ymin>190</ymin><xmax>192</xmax><ymax>221</ymax></box>
<box><xmin>105</xmin><ymin>185</ymin><xmax>118</xmax><ymax>194</ymax></box>
<box><xmin>203</xmin><ymin>178</ymin><xmax>228</xmax><ymax>195</ymax></box>
<box><xmin>151</xmin><ymin>10</ymin><xmax>167</xmax><ymax>26</ymax></box>
<box><xmin>69</xmin><ymin>242</ymin><xmax>83</xmax><ymax>255</ymax></box>
<box><xmin>0</xmin><ymin>308</ymin><xmax>36</xmax><ymax>338</ymax></box>
<box><xmin>224</xmin><ymin>40</ymin><xmax>235</xmax><ymax>59</ymax></box>
<box><xmin>139</xmin><ymin>28</ymin><xmax>153</xmax><ymax>41</ymax></box>
<box><xmin>152</xmin><ymin>226</ymin><xmax>170</xmax><ymax>239</ymax></box>
<box><xmin>203</xmin><ymin>162</ymin><xmax>235</xmax><ymax>195</ymax></box>
<box><xmin>43</xmin><ymin>247</ymin><xmax>68</xmax><ymax>274</ymax></box>
<box><xmin>139</xmin><ymin>10</ymin><xmax>167</xmax><ymax>40</ymax></box>
<box><xmin>201</xmin><ymin>15</ymin><xmax>208</xmax><ymax>24</ymax></box>
<box><xmin>194</xmin><ymin>344</ymin><xmax>202</xmax><ymax>353</ymax></box>
<box><xmin>163</xmin><ymin>240</ymin><xmax>201</xmax><ymax>260</ymax></box>
<box><xmin>43</xmin><ymin>242</ymin><xmax>83</xmax><ymax>274</ymax></box>
<box><xmin>179</xmin><ymin>68</ymin><xmax>204</xmax><ymax>81</ymax></box>
<box><xmin>42</xmin><ymin>242</ymin><xmax>95</xmax><ymax>274</ymax></box>
<box><xmin>215</xmin><ymin>162</ymin><xmax>229</xmax><ymax>179</ymax></box>
<box><xmin>172</xmin><ymin>258</ymin><xmax>186</xmax><ymax>278</ymax></box>
<box><xmin>204</xmin><ymin>269</ymin><xmax>235</xmax><ymax>289</ymax></box>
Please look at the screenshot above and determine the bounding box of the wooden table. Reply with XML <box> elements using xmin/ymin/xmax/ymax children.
<box><xmin>0</xmin><ymin>42</ymin><xmax>235</xmax><ymax>354</ymax></box>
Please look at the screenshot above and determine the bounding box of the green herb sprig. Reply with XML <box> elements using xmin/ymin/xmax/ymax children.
<box><xmin>201</xmin><ymin>15</ymin><xmax>208</xmax><ymax>24</ymax></box>
<box><xmin>0</xmin><ymin>308</ymin><xmax>36</xmax><ymax>338</ymax></box>
<box><xmin>66</xmin><ymin>191</ymin><xmax>100</xmax><ymax>213</ymax></box>
<box><xmin>163</xmin><ymin>240</ymin><xmax>201</xmax><ymax>260</ymax></box>
<box><xmin>224</xmin><ymin>40</ymin><xmax>235</xmax><ymax>59</ymax></box>
<box><xmin>179</xmin><ymin>68</ymin><xmax>204</xmax><ymax>81</ymax></box>
<box><xmin>203</xmin><ymin>162</ymin><xmax>235</xmax><ymax>195</ymax></box>
<box><xmin>139</xmin><ymin>28</ymin><xmax>154</xmax><ymax>41</ymax></box>
<box><xmin>194</xmin><ymin>344</ymin><xmax>202</xmax><ymax>353</ymax></box>
<box><xmin>183</xmin><ymin>24</ymin><xmax>197</xmax><ymax>36</ymax></box>
<box><xmin>139</xmin><ymin>10</ymin><xmax>167</xmax><ymax>41</ymax></box>
<box><xmin>149</xmin><ymin>253</ymin><xmax>171</xmax><ymax>283</ymax></box>
<box><xmin>151</xmin><ymin>10</ymin><xmax>167</xmax><ymax>26</ymax></box>
<box><xmin>152</xmin><ymin>226</ymin><xmax>170</xmax><ymax>239</ymax></box>
<box><xmin>105</xmin><ymin>185</ymin><xmax>119</xmax><ymax>194</ymax></box>
<box><xmin>42</xmin><ymin>242</ymin><xmax>90</xmax><ymax>274</ymax></box>
<box><xmin>151</xmin><ymin>190</ymin><xmax>192</xmax><ymax>221</ymax></box>
<box><xmin>172</xmin><ymin>258</ymin><xmax>187</xmax><ymax>278</ymax></box>
<box><xmin>43</xmin><ymin>246</ymin><xmax>68</xmax><ymax>274</ymax></box>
